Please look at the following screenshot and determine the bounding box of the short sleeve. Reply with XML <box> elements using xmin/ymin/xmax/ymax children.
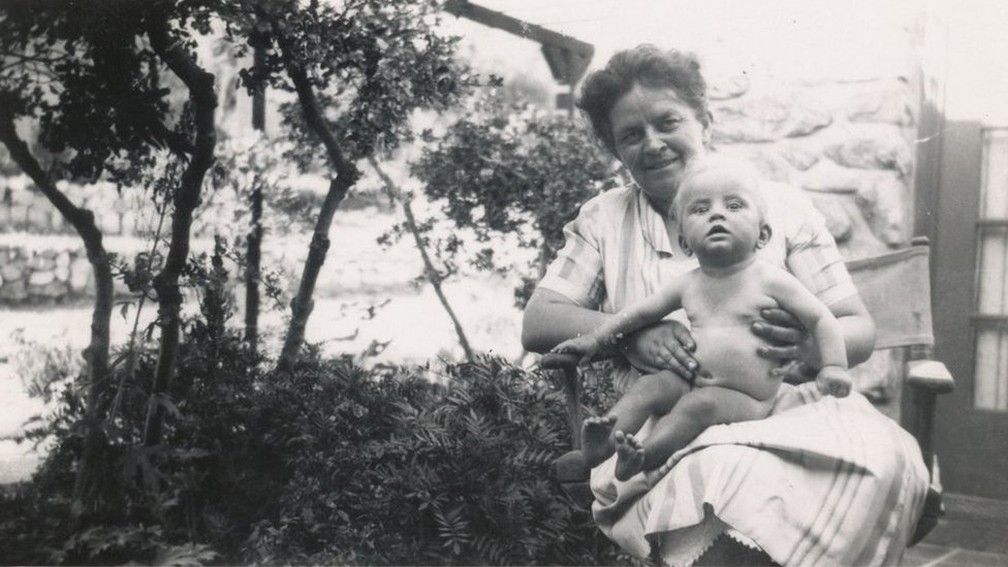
<box><xmin>538</xmin><ymin>198</ymin><xmax>606</xmax><ymax>309</ymax></box>
<box><xmin>770</xmin><ymin>183</ymin><xmax>858</xmax><ymax>306</ymax></box>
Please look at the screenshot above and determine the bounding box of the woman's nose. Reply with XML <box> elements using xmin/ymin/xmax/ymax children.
<box><xmin>642</xmin><ymin>128</ymin><xmax>664</xmax><ymax>153</ymax></box>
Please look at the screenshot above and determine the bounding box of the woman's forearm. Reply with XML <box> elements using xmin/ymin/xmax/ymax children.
<box><xmin>823</xmin><ymin>294</ymin><xmax>876</xmax><ymax>368</ymax></box>
<box><xmin>521</xmin><ymin>289</ymin><xmax>612</xmax><ymax>353</ymax></box>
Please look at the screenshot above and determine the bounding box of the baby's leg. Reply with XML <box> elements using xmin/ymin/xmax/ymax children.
<box><xmin>615</xmin><ymin>386</ymin><xmax>775</xmax><ymax>479</ymax></box>
<box><xmin>582</xmin><ymin>370</ymin><xmax>690</xmax><ymax>467</ymax></box>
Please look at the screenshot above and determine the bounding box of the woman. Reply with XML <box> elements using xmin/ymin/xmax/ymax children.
<box><xmin>522</xmin><ymin>45</ymin><xmax>928</xmax><ymax>566</ymax></box>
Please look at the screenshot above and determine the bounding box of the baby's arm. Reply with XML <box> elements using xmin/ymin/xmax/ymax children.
<box><xmin>551</xmin><ymin>276</ymin><xmax>690</xmax><ymax>363</ymax></box>
<box><xmin>765</xmin><ymin>269</ymin><xmax>851</xmax><ymax>397</ymax></box>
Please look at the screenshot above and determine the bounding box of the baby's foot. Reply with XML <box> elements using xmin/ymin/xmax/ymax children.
<box><xmin>582</xmin><ymin>415</ymin><xmax>617</xmax><ymax>467</ymax></box>
<box><xmin>614</xmin><ymin>431</ymin><xmax>646</xmax><ymax>481</ymax></box>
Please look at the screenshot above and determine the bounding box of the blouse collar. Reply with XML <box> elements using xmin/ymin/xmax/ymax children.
<box><xmin>634</xmin><ymin>185</ymin><xmax>678</xmax><ymax>257</ymax></box>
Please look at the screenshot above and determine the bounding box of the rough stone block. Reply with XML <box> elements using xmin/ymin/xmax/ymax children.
<box><xmin>825</xmin><ymin>128</ymin><xmax>913</xmax><ymax>175</ymax></box>
<box><xmin>28</xmin><ymin>278</ymin><xmax>68</xmax><ymax>299</ymax></box>
<box><xmin>846</xmin><ymin>82</ymin><xmax>915</xmax><ymax>126</ymax></box>
<box><xmin>28</xmin><ymin>270</ymin><xmax>56</xmax><ymax>286</ymax></box>
<box><xmin>709</xmin><ymin>74</ymin><xmax>750</xmax><ymax>101</ymax></box>
<box><xmin>26</xmin><ymin>254</ymin><xmax>54</xmax><ymax>271</ymax></box>
<box><xmin>713</xmin><ymin>95</ymin><xmax>832</xmax><ymax>143</ymax></box>
<box><xmin>0</xmin><ymin>279</ymin><xmax>27</xmax><ymax>302</ymax></box>
<box><xmin>799</xmin><ymin>159</ymin><xmax>869</xmax><ymax>193</ymax></box>
<box><xmin>0</xmin><ymin>205</ymin><xmax>10</xmax><ymax>228</ymax></box>
<box><xmin>857</xmin><ymin>174</ymin><xmax>908</xmax><ymax>246</ymax></box>
<box><xmin>810</xmin><ymin>195</ymin><xmax>854</xmax><ymax>243</ymax></box>
<box><xmin>26</xmin><ymin>205</ymin><xmax>51</xmax><ymax>231</ymax></box>
<box><xmin>68</xmin><ymin>256</ymin><xmax>92</xmax><ymax>293</ymax></box>
<box><xmin>0</xmin><ymin>263</ymin><xmax>22</xmax><ymax>281</ymax></box>
<box><xmin>779</xmin><ymin>145</ymin><xmax>821</xmax><ymax>171</ymax></box>
<box><xmin>9</xmin><ymin>204</ymin><xmax>28</xmax><ymax>226</ymax></box>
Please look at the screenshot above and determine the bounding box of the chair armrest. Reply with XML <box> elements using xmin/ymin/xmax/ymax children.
<box><xmin>906</xmin><ymin>360</ymin><xmax>955</xmax><ymax>395</ymax></box>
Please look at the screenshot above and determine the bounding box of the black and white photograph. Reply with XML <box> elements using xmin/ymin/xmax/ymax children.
<box><xmin>0</xmin><ymin>0</ymin><xmax>1005</xmax><ymax>565</ymax></box>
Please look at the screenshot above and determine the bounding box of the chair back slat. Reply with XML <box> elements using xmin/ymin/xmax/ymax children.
<box><xmin>846</xmin><ymin>244</ymin><xmax>934</xmax><ymax>350</ymax></box>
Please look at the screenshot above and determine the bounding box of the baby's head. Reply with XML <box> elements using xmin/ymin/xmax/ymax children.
<box><xmin>671</xmin><ymin>154</ymin><xmax>772</xmax><ymax>264</ymax></box>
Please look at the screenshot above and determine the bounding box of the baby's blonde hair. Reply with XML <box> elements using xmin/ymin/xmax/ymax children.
<box><xmin>671</xmin><ymin>154</ymin><xmax>767</xmax><ymax>223</ymax></box>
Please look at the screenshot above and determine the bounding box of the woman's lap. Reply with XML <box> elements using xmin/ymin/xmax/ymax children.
<box><xmin>590</xmin><ymin>383</ymin><xmax>930</xmax><ymax>566</ymax></box>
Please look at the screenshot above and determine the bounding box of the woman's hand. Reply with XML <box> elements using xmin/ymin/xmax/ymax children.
<box><xmin>751</xmin><ymin>307</ymin><xmax>812</xmax><ymax>364</ymax></box>
<box><xmin>622</xmin><ymin>320</ymin><xmax>699</xmax><ymax>379</ymax></box>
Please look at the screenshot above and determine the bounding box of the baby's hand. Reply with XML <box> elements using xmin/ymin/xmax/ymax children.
<box><xmin>816</xmin><ymin>365</ymin><xmax>852</xmax><ymax>398</ymax></box>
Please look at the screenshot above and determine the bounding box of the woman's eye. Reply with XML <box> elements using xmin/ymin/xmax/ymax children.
<box><xmin>619</xmin><ymin>131</ymin><xmax>640</xmax><ymax>145</ymax></box>
<box><xmin>659</xmin><ymin>117</ymin><xmax>680</xmax><ymax>130</ymax></box>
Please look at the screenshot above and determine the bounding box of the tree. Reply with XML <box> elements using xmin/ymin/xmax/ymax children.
<box><xmin>0</xmin><ymin>0</ymin><xmax>194</xmax><ymax>520</ymax></box>
<box><xmin>369</xmin><ymin>156</ymin><xmax>475</xmax><ymax>361</ymax></box>
<box><xmin>413</xmin><ymin>96</ymin><xmax>617</xmax><ymax>308</ymax></box>
<box><xmin>226</xmin><ymin>0</ymin><xmax>471</xmax><ymax>370</ymax></box>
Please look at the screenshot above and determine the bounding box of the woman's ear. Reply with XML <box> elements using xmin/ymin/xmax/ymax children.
<box><xmin>755</xmin><ymin>223</ymin><xmax>772</xmax><ymax>250</ymax></box>
<box><xmin>678</xmin><ymin>234</ymin><xmax>694</xmax><ymax>257</ymax></box>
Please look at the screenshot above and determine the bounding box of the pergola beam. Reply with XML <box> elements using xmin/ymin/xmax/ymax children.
<box><xmin>444</xmin><ymin>0</ymin><xmax>594</xmax><ymax>86</ymax></box>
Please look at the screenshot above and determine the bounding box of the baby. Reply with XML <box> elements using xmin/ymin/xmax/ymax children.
<box><xmin>552</xmin><ymin>155</ymin><xmax>852</xmax><ymax>481</ymax></box>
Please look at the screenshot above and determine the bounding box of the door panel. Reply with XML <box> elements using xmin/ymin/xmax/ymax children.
<box><xmin>932</xmin><ymin>121</ymin><xmax>1008</xmax><ymax>499</ymax></box>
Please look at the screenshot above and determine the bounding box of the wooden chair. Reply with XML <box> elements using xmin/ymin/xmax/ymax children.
<box><xmin>541</xmin><ymin>237</ymin><xmax>955</xmax><ymax>559</ymax></box>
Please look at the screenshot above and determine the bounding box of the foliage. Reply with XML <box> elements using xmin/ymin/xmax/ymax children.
<box><xmin>411</xmin><ymin>96</ymin><xmax>618</xmax><ymax>307</ymax></box>
<box><xmin>248</xmin><ymin>356</ymin><xmax>620</xmax><ymax>565</ymax></box>
<box><xmin>2</xmin><ymin>242</ymin><xmax>623</xmax><ymax>565</ymax></box>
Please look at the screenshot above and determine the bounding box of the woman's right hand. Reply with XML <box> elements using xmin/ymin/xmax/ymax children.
<box><xmin>622</xmin><ymin>320</ymin><xmax>698</xmax><ymax>379</ymax></box>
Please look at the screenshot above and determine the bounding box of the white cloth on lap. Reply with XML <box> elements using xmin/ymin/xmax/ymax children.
<box><xmin>590</xmin><ymin>382</ymin><xmax>929</xmax><ymax>567</ymax></box>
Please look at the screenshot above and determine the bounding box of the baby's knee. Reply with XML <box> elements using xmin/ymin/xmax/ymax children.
<box><xmin>637</xmin><ymin>371</ymin><xmax>685</xmax><ymax>410</ymax></box>
<box><xmin>677</xmin><ymin>391</ymin><xmax>719</xmax><ymax>420</ymax></box>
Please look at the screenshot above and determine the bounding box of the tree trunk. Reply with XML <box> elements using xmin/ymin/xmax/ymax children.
<box><xmin>368</xmin><ymin>157</ymin><xmax>475</xmax><ymax>361</ymax></box>
<box><xmin>245</xmin><ymin>34</ymin><xmax>266</xmax><ymax>355</ymax></box>
<box><xmin>142</xmin><ymin>16</ymin><xmax>218</xmax><ymax>447</ymax></box>
<box><xmin>275</xmin><ymin>35</ymin><xmax>360</xmax><ymax>371</ymax></box>
<box><xmin>0</xmin><ymin>109</ymin><xmax>114</xmax><ymax>522</ymax></box>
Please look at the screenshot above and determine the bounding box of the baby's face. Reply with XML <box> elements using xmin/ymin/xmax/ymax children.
<box><xmin>676</xmin><ymin>170</ymin><xmax>765</xmax><ymax>265</ymax></box>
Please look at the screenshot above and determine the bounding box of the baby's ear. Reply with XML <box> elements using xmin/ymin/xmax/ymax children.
<box><xmin>755</xmin><ymin>223</ymin><xmax>772</xmax><ymax>250</ymax></box>
<box><xmin>678</xmin><ymin>234</ymin><xmax>694</xmax><ymax>257</ymax></box>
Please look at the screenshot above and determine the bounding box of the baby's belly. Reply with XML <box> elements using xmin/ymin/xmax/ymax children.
<box><xmin>691</xmin><ymin>325</ymin><xmax>783</xmax><ymax>401</ymax></box>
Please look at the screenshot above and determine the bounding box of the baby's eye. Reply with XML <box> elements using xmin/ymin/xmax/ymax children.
<box><xmin>690</xmin><ymin>204</ymin><xmax>708</xmax><ymax>214</ymax></box>
<box><xmin>727</xmin><ymin>201</ymin><xmax>745</xmax><ymax>211</ymax></box>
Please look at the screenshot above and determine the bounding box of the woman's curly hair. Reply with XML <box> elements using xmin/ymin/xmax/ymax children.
<box><xmin>577</xmin><ymin>44</ymin><xmax>710</xmax><ymax>157</ymax></box>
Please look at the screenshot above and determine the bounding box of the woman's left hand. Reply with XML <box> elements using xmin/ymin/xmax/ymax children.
<box><xmin>751</xmin><ymin>307</ymin><xmax>812</xmax><ymax>363</ymax></box>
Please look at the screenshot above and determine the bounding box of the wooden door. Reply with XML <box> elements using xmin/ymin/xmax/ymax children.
<box><xmin>931</xmin><ymin>121</ymin><xmax>1008</xmax><ymax>499</ymax></box>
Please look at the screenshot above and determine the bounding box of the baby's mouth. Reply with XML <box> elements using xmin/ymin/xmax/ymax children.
<box><xmin>706</xmin><ymin>225</ymin><xmax>729</xmax><ymax>236</ymax></box>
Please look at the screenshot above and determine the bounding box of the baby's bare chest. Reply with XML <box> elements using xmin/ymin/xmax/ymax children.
<box><xmin>682</xmin><ymin>277</ymin><xmax>778</xmax><ymax>328</ymax></box>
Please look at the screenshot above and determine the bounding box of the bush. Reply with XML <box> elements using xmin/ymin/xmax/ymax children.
<box><xmin>2</xmin><ymin>329</ymin><xmax>622</xmax><ymax>565</ymax></box>
<box><xmin>247</xmin><ymin>355</ymin><xmax>620</xmax><ymax>565</ymax></box>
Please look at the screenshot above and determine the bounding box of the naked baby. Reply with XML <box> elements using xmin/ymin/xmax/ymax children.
<box><xmin>551</xmin><ymin>154</ymin><xmax>852</xmax><ymax>481</ymax></box>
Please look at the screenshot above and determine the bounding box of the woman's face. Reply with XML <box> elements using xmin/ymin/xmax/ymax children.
<box><xmin>609</xmin><ymin>83</ymin><xmax>710</xmax><ymax>211</ymax></box>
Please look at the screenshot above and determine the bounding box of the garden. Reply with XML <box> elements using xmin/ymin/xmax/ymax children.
<box><xmin>0</xmin><ymin>1</ymin><xmax>628</xmax><ymax>564</ymax></box>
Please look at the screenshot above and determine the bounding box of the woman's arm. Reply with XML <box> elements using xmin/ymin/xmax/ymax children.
<box><xmin>522</xmin><ymin>288</ymin><xmax>699</xmax><ymax>378</ymax></box>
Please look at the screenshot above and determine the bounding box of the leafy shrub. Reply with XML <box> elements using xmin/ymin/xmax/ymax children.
<box><xmin>247</xmin><ymin>356</ymin><xmax>620</xmax><ymax>565</ymax></box>
<box><xmin>2</xmin><ymin>328</ymin><xmax>622</xmax><ymax>565</ymax></box>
